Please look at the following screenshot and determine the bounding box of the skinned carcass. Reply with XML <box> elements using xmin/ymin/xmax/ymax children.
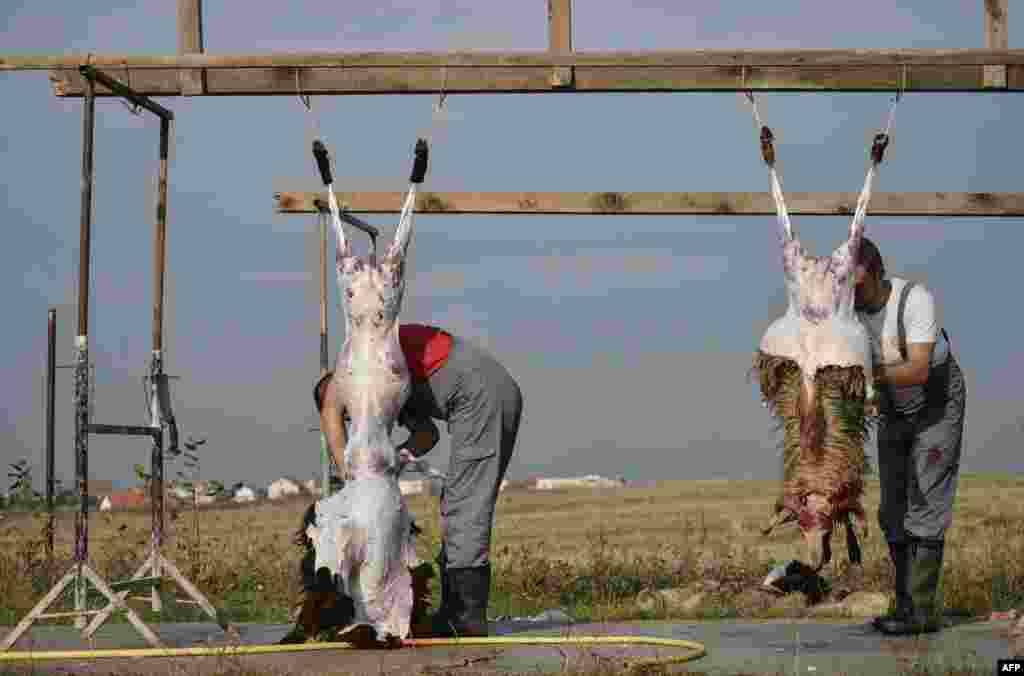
<box><xmin>299</xmin><ymin>139</ymin><xmax>431</xmax><ymax>644</ymax></box>
<box><xmin>752</xmin><ymin>120</ymin><xmax>890</xmax><ymax>577</ymax></box>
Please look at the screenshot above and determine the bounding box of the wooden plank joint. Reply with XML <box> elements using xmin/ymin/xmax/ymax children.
<box><xmin>984</xmin><ymin>0</ymin><xmax>1009</xmax><ymax>89</ymax></box>
<box><xmin>177</xmin><ymin>0</ymin><xmax>205</xmax><ymax>95</ymax></box>
<box><xmin>548</xmin><ymin>0</ymin><xmax>574</xmax><ymax>88</ymax></box>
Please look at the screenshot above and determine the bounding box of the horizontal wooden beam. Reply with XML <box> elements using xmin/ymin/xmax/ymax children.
<box><xmin>43</xmin><ymin>64</ymin><xmax>1024</xmax><ymax>96</ymax></box>
<box><xmin>6</xmin><ymin>49</ymin><xmax>1024</xmax><ymax>69</ymax></box>
<box><xmin>274</xmin><ymin>191</ymin><xmax>1024</xmax><ymax>217</ymax></box>
<box><xmin>1</xmin><ymin>50</ymin><xmax>1023</xmax><ymax>96</ymax></box>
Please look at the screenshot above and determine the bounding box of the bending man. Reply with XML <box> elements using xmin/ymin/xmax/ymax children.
<box><xmin>314</xmin><ymin>323</ymin><xmax>523</xmax><ymax>637</ymax></box>
<box><xmin>854</xmin><ymin>237</ymin><xmax>967</xmax><ymax>635</ymax></box>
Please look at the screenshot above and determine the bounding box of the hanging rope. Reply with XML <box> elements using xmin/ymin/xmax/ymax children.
<box><xmin>740</xmin><ymin>82</ymin><xmax>792</xmax><ymax>243</ymax></box>
<box><xmin>296</xmin><ymin>69</ymin><xmax>325</xmax><ymax>154</ymax></box>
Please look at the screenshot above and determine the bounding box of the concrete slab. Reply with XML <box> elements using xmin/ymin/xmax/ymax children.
<box><xmin>1</xmin><ymin>617</ymin><xmax>1020</xmax><ymax>675</ymax></box>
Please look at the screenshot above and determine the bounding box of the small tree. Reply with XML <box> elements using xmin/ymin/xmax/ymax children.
<box><xmin>7</xmin><ymin>459</ymin><xmax>41</xmax><ymax>509</ymax></box>
<box><xmin>176</xmin><ymin>437</ymin><xmax>221</xmax><ymax>577</ymax></box>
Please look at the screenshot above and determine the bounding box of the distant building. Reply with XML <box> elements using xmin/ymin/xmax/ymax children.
<box><xmin>399</xmin><ymin>476</ymin><xmax>443</xmax><ymax>497</ymax></box>
<box><xmin>500</xmin><ymin>478</ymin><xmax>538</xmax><ymax>493</ymax></box>
<box><xmin>99</xmin><ymin>488</ymin><xmax>147</xmax><ymax>511</ymax></box>
<box><xmin>303</xmin><ymin>478</ymin><xmax>322</xmax><ymax>497</ymax></box>
<box><xmin>535</xmin><ymin>475</ymin><xmax>626</xmax><ymax>491</ymax></box>
<box><xmin>231</xmin><ymin>483</ymin><xmax>257</xmax><ymax>503</ymax></box>
<box><xmin>268</xmin><ymin>477</ymin><xmax>303</xmax><ymax>500</ymax></box>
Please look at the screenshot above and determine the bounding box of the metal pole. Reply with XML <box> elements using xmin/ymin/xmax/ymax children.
<box><xmin>147</xmin><ymin>116</ymin><xmax>171</xmax><ymax>614</ymax></box>
<box><xmin>73</xmin><ymin>74</ymin><xmax>96</xmax><ymax>630</ymax></box>
<box><xmin>46</xmin><ymin>309</ymin><xmax>56</xmax><ymax>562</ymax></box>
<box><xmin>319</xmin><ymin>210</ymin><xmax>330</xmax><ymax>497</ymax></box>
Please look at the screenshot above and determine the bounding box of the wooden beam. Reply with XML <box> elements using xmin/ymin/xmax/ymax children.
<box><xmin>548</xmin><ymin>0</ymin><xmax>573</xmax><ymax>88</ymax></box>
<box><xmin>273</xmin><ymin>191</ymin><xmax>1024</xmax><ymax>217</ymax></box>
<box><xmin>984</xmin><ymin>0</ymin><xmax>1009</xmax><ymax>88</ymax></box>
<box><xmin>177</xmin><ymin>0</ymin><xmax>205</xmax><ymax>96</ymax></box>
<box><xmin>6</xmin><ymin>49</ymin><xmax>1024</xmax><ymax>69</ymax></box>
<box><xmin>45</xmin><ymin>64</ymin><xmax>1024</xmax><ymax>96</ymax></box>
<box><xmin>2</xmin><ymin>49</ymin><xmax>1017</xmax><ymax>96</ymax></box>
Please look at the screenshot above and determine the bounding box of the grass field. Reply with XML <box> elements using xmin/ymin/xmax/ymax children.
<box><xmin>1</xmin><ymin>474</ymin><xmax>1022</xmax><ymax>629</ymax></box>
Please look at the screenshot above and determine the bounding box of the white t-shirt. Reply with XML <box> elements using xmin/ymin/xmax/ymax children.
<box><xmin>856</xmin><ymin>277</ymin><xmax>949</xmax><ymax>412</ymax></box>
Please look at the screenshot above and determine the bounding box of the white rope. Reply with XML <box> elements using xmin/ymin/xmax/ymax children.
<box><xmin>387</xmin><ymin>183</ymin><xmax>419</xmax><ymax>260</ymax></box>
<box><xmin>741</xmin><ymin>88</ymin><xmax>793</xmax><ymax>243</ymax></box>
<box><xmin>882</xmin><ymin>65</ymin><xmax>906</xmax><ymax>138</ymax></box>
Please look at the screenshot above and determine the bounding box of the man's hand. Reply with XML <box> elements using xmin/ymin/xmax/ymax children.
<box><xmin>397</xmin><ymin>447</ymin><xmax>417</xmax><ymax>466</ymax></box>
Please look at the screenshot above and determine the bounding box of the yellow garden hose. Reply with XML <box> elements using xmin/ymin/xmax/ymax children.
<box><xmin>0</xmin><ymin>635</ymin><xmax>707</xmax><ymax>674</ymax></box>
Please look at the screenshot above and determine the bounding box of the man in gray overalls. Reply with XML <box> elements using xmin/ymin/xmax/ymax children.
<box><xmin>854</xmin><ymin>237</ymin><xmax>967</xmax><ymax>635</ymax></box>
<box><xmin>313</xmin><ymin>324</ymin><xmax>524</xmax><ymax>638</ymax></box>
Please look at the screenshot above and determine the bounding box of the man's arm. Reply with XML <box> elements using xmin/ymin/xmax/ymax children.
<box><xmin>876</xmin><ymin>284</ymin><xmax>939</xmax><ymax>388</ymax></box>
<box><xmin>875</xmin><ymin>342</ymin><xmax>934</xmax><ymax>388</ymax></box>
<box><xmin>318</xmin><ymin>377</ymin><xmax>349</xmax><ymax>478</ymax></box>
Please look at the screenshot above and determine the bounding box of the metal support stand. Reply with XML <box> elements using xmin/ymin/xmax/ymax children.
<box><xmin>1</xmin><ymin>65</ymin><xmax>235</xmax><ymax>654</ymax></box>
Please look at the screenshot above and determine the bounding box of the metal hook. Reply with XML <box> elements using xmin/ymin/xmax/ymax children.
<box><xmin>295</xmin><ymin>69</ymin><xmax>312</xmax><ymax>113</ymax></box>
<box><xmin>891</xmin><ymin>64</ymin><xmax>907</xmax><ymax>105</ymax></box>
<box><xmin>436</xmin><ymin>64</ymin><xmax>449</xmax><ymax>112</ymax></box>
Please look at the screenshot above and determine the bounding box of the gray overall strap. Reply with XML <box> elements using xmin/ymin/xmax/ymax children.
<box><xmin>896</xmin><ymin>280</ymin><xmax>917</xmax><ymax>362</ymax></box>
<box><xmin>897</xmin><ymin>280</ymin><xmax>953</xmax><ymax>361</ymax></box>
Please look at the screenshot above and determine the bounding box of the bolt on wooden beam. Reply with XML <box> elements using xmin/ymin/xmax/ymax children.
<box><xmin>273</xmin><ymin>190</ymin><xmax>1024</xmax><ymax>217</ymax></box>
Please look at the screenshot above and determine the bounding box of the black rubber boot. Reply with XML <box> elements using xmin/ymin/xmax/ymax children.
<box><xmin>428</xmin><ymin>548</ymin><xmax>455</xmax><ymax>637</ymax></box>
<box><xmin>872</xmin><ymin>541</ymin><xmax>911</xmax><ymax>630</ymax></box>
<box><xmin>877</xmin><ymin>538</ymin><xmax>944</xmax><ymax>635</ymax></box>
<box><xmin>446</xmin><ymin>565</ymin><xmax>491</xmax><ymax>637</ymax></box>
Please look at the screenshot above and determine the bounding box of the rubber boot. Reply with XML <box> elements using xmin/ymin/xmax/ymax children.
<box><xmin>872</xmin><ymin>541</ymin><xmax>911</xmax><ymax>630</ymax></box>
<box><xmin>877</xmin><ymin>538</ymin><xmax>944</xmax><ymax>635</ymax></box>
<box><xmin>446</xmin><ymin>565</ymin><xmax>491</xmax><ymax>637</ymax></box>
<box><xmin>428</xmin><ymin>548</ymin><xmax>456</xmax><ymax>637</ymax></box>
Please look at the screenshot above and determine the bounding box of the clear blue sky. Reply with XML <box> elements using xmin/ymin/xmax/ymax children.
<box><xmin>2</xmin><ymin>1</ymin><xmax>1023</xmax><ymax>490</ymax></box>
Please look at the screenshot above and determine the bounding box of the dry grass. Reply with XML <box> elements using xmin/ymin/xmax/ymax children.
<box><xmin>1</xmin><ymin>474</ymin><xmax>1022</xmax><ymax>628</ymax></box>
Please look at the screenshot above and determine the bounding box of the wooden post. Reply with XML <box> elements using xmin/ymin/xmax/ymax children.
<box><xmin>152</xmin><ymin>119</ymin><xmax>169</xmax><ymax>357</ymax></box>
<box><xmin>146</xmin><ymin>116</ymin><xmax>172</xmax><ymax>615</ymax></box>
<box><xmin>548</xmin><ymin>0</ymin><xmax>573</xmax><ymax>87</ymax></box>
<box><xmin>72</xmin><ymin>75</ymin><xmax>96</xmax><ymax>631</ymax></box>
<box><xmin>985</xmin><ymin>0</ymin><xmax>1009</xmax><ymax>88</ymax></box>
<box><xmin>177</xmin><ymin>0</ymin><xmax>205</xmax><ymax>95</ymax></box>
